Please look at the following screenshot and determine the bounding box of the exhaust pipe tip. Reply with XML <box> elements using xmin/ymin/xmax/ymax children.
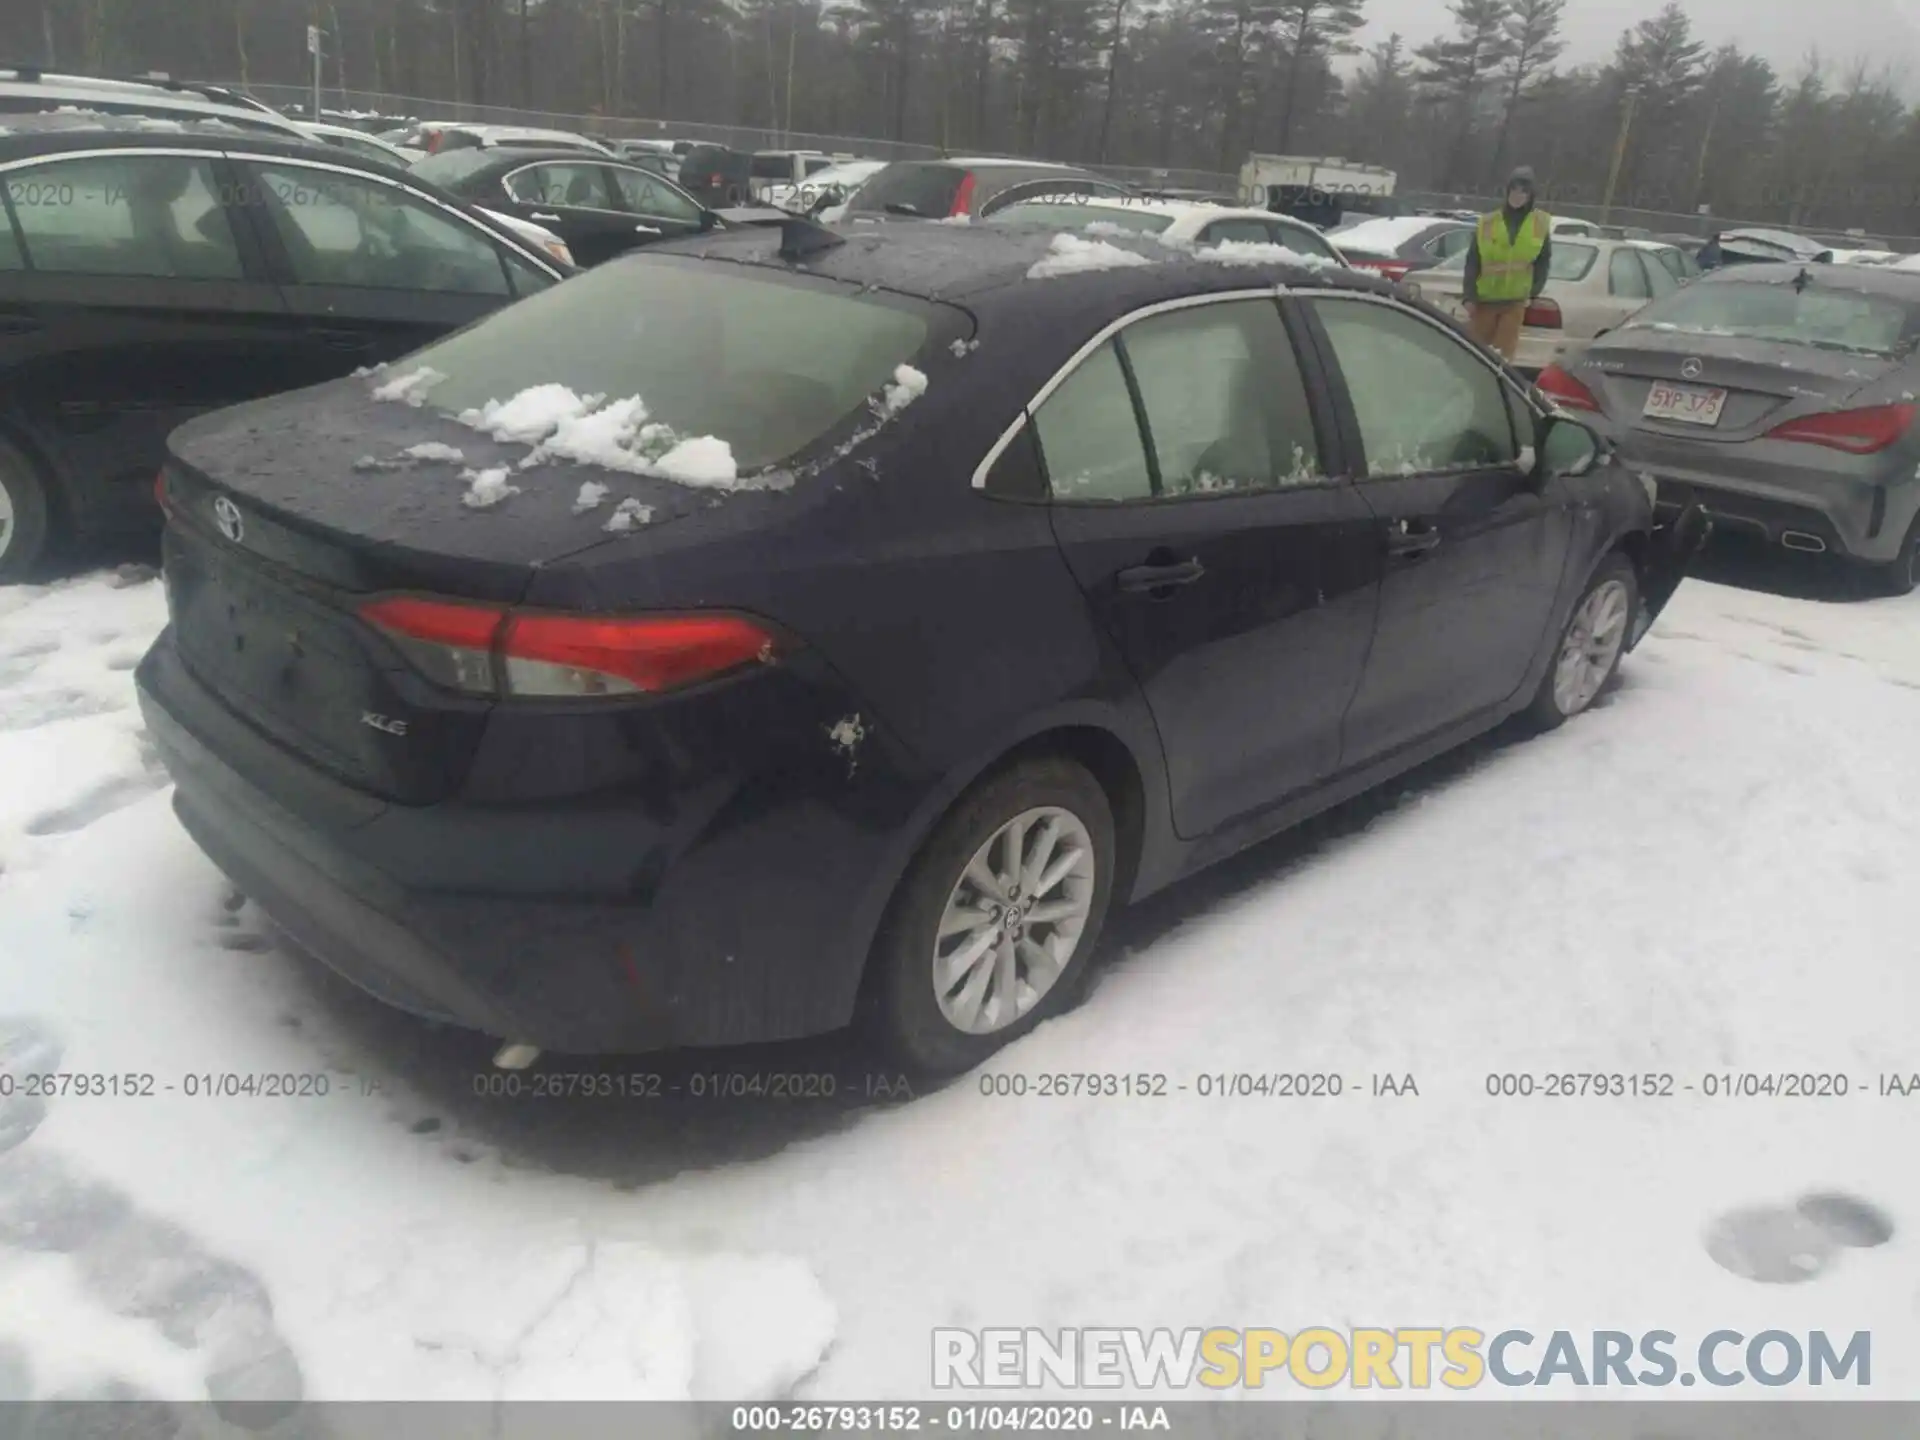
<box><xmin>492</xmin><ymin>1042</ymin><xmax>541</xmax><ymax>1071</ymax></box>
<box><xmin>1781</xmin><ymin>531</ymin><xmax>1828</xmax><ymax>553</ymax></box>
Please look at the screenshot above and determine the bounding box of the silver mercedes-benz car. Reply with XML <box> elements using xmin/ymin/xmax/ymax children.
<box><xmin>1537</xmin><ymin>262</ymin><xmax>1920</xmax><ymax>593</ymax></box>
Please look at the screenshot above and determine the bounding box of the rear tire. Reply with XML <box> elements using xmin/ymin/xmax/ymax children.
<box><xmin>1862</xmin><ymin>516</ymin><xmax>1920</xmax><ymax>596</ymax></box>
<box><xmin>1521</xmin><ymin>553</ymin><xmax>1638</xmax><ymax>731</ymax></box>
<box><xmin>866</xmin><ymin>757</ymin><xmax>1116</xmax><ymax>1079</ymax></box>
<box><xmin>0</xmin><ymin>436</ymin><xmax>53</xmax><ymax>586</ymax></box>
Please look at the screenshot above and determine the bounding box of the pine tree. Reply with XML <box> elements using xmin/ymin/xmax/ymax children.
<box><xmin>1415</xmin><ymin>0</ymin><xmax>1514</xmax><ymax>188</ymax></box>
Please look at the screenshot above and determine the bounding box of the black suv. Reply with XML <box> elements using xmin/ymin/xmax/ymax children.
<box><xmin>0</xmin><ymin>118</ymin><xmax>567</xmax><ymax>580</ymax></box>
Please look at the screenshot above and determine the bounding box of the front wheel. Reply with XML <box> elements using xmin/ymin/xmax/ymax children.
<box><xmin>866</xmin><ymin>758</ymin><xmax>1116</xmax><ymax>1078</ymax></box>
<box><xmin>1521</xmin><ymin>553</ymin><xmax>1638</xmax><ymax>730</ymax></box>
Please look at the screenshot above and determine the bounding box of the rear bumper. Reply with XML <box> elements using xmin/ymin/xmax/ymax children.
<box><xmin>135</xmin><ymin>630</ymin><xmax>916</xmax><ymax>1055</ymax></box>
<box><xmin>1631</xmin><ymin>464</ymin><xmax>1913</xmax><ymax>563</ymax></box>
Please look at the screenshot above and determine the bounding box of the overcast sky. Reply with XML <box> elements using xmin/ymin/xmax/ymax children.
<box><xmin>1348</xmin><ymin>0</ymin><xmax>1920</xmax><ymax>93</ymax></box>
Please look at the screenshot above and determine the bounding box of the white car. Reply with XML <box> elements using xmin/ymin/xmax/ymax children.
<box><xmin>289</xmin><ymin>119</ymin><xmax>417</xmax><ymax>169</ymax></box>
<box><xmin>1325</xmin><ymin>214</ymin><xmax>1475</xmax><ymax>279</ymax></box>
<box><xmin>764</xmin><ymin>158</ymin><xmax>888</xmax><ymax>214</ymax></box>
<box><xmin>385</xmin><ymin>122</ymin><xmax>613</xmax><ymax>159</ymax></box>
<box><xmin>1405</xmin><ymin>237</ymin><xmax>1694</xmax><ymax>373</ymax></box>
<box><xmin>987</xmin><ymin>195</ymin><xmax>1352</xmax><ymax>267</ymax></box>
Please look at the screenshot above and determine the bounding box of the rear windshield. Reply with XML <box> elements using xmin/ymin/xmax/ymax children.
<box><xmin>1624</xmin><ymin>277</ymin><xmax>1918</xmax><ymax>355</ymax></box>
<box><xmin>752</xmin><ymin>154</ymin><xmax>795</xmax><ymax>180</ymax></box>
<box><xmin>396</xmin><ymin>257</ymin><xmax>939</xmax><ymax>472</ymax></box>
<box><xmin>408</xmin><ymin>149</ymin><xmax>500</xmax><ymax>188</ymax></box>
<box><xmin>845</xmin><ymin>163</ymin><xmax>962</xmax><ymax>217</ymax></box>
<box><xmin>989</xmin><ymin>202</ymin><xmax>1175</xmax><ymax>235</ymax></box>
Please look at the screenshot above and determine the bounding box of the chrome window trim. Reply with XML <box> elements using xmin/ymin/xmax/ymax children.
<box><xmin>224</xmin><ymin>151</ymin><xmax>565</xmax><ymax>280</ymax></box>
<box><xmin>970</xmin><ymin>286</ymin><xmax>1285</xmax><ymax>490</ymax></box>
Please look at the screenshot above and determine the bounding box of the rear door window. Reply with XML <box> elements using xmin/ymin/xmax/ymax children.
<box><xmin>611</xmin><ymin>168</ymin><xmax>700</xmax><ymax>222</ymax></box>
<box><xmin>846</xmin><ymin>163</ymin><xmax>964</xmax><ymax>217</ymax></box>
<box><xmin>4</xmin><ymin>153</ymin><xmax>244</xmax><ymax>279</ymax></box>
<box><xmin>245</xmin><ymin>162</ymin><xmax>511</xmax><ymax>296</ymax></box>
<box><xmin>1609</xmin><ymin>249</ymin><xmax>1653</xmax><ymax>299</ymax></box>
<box><xmin>1122</xmin><ymin>300</ymin><xmax>1323</xmax><ymax>491</ymax></box>
<box><xmin>1269</xmin><ymin>221</ymin><xmax>1340</xmax><ymax>262</ymax></box>
<box><xmin>1199</xmin><ymin>218</ymin><xmax>1272</xmax><ymax>245</ymax></box>
<box><xmin>1031</xmin><ymin>343</ymin><xmax>1153</xmax><ymax>502</ymax></box>
<box><xmin>505</xmin><ymin>162</ymin><xmax>615</xmax><ymax>211</ymax></box>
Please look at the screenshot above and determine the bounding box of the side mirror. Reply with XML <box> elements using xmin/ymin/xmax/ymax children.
<box><xmin>698</xmin><ymin>209</ymin><xmax>719</xmax><ymax>232</ymax></box>
<box><xmin>1535</xmin><ymin>411</ymin><xmax>1602</xmax><ymax>480</ymax></box>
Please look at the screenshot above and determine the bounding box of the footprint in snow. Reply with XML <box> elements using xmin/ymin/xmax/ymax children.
<box><xmin>24</xmin><ymin>773</ymin><xmax>166</xmax><ymax>837</ymax></box>
<box><xmin>0</xmin><ymin>1014</ymin><xmax>306</xmax><ymax>1418</ymax></box>
<box><xmin>0</xmin><ymin>690</ymin><xmax>123</xmax><ymax>733</ymax></box>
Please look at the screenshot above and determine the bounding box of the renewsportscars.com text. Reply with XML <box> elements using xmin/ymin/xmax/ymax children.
<box><xmin>932</xmin><ymin>1327</ymin><xmax>1871</xmax><ymax>1390</ymax></box>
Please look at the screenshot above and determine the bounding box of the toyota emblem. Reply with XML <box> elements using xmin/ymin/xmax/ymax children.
<box><xmin>1680</xmin><ymin>358</ymin><xmax>1703</xmax><ymax>380</ymax></box>
<box><xmin>212</xmin><ymin>495</ymin><xmax>245</xmax><ymax>544</ymax></box>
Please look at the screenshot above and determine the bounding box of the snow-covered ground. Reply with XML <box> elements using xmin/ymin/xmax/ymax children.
<box><xmin>0</xmin><ymin>546</ymin><xmax>1916</xmax><ymax>1406</ymax></box>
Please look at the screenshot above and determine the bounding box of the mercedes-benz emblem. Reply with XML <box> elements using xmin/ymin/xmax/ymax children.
<box><xmin>1680</xmin><ymin>358</ymin><xmax>1703</xmax><ymax>380</ymax></box>
<box><xmin>212</xmin><ymin>496</ymin><xmax>245</xmax><ymax>544</ymax></box>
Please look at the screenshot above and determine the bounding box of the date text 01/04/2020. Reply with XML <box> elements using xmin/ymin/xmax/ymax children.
<box><xmin>0</xmin><ymin>1072</ymin><xmax>347</xmax><ymax>1098</ymax></box>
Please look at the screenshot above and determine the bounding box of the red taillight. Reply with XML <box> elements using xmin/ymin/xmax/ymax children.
<box><xmin>1353</xmin><ymin>258</ymin><xmax>1413</xmax><ymax>280</ymax></box>
<box><xmin>358</xmin><ymin>596</ymin><xmax>777</xmax><ymax>698</ymax></box>
<box><xmin>501</xmin><ymin>613</ymin><xmax>774</xmax><ymax>695</ymax></box>
<box><xmin>949</xmin><ymin>172</ymin><xmax>976</xmax><ymax>217</ymax></box>
<box><xmin>1537</xmin><ymin>363</ymin><xmax>1601</xmax><ymax>413</ymax></box>
<box><xmin>1523</xmin><ymin>297</ymin><xmax>1562</xmax><ymax>329</ymax></box>
<box><xmin>154</xmin><ymin>470</ymin><xmax>169</xmax><ymax>513</ymax></box>
<box><xmin>1763</xmin><ymin>403</ymin><xmax>1916</xmax><ymax>455</ymax></box>
<box><xmin>425</xmin><ymin>129</ymin><xmax>443</xmax><ymax>154</ymax></box>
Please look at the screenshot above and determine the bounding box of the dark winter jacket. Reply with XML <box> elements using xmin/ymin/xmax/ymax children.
<box><xmin>1463</xmin><ymin>165</ymin><xmax>1554</xmax><ymax>303</ymax></box>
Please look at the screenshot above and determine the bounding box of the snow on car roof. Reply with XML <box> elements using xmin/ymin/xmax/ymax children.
<box><xmin>1328</xmin><ymin>215</ymin><xmax>1454</xmax><ymax>250</ymax></box>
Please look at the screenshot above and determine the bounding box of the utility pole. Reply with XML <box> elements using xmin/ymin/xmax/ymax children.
<box><xmin>1600</xmin><ymin>84</ymin><xmax>1639</xmax><ymax>224</ymax></box>
<box><xmin>307</xmin><ymin>23</ymin><xmax>323</xmax><ymax>120</ymax></box>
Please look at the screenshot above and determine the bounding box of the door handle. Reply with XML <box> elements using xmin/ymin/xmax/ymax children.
<box><xmin>306</xmin><ymin>327</ymin><xmax>375</xmax><ymax>351</ymax></box>
<box><xmin>634</xmin><ymin>223</ymin><xmax>661</xmax><ymax>234</ymax></box>
<box><xmin>0</xmin><ymin>310</ymin><xmax>41</xmax><ymax>336</ymax></box>
<box><xmin>530</xmin><ymin>212</ymin><xmax>562</xmax><ymax>223</ymax></box>
<box><xmin>1385</xmin><ymin>522</ymin><xmax>1441</xmax><ymax>557</ymax></box>
<box><xmin>1116</xmin><ymin>557</ymin><xmax>1206</xmax><ymax>593</ymax></box>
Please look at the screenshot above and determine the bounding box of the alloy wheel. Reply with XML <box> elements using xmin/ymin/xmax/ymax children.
<box><xmin>1552</xmin><ymin>578</ymin><xmax>1631</xmax><ymax>716</ymax></box>
<box><xmin>931</xmin><ymin>806</ymin><xmax>1096</xmax><ymax>1036</ymax></box>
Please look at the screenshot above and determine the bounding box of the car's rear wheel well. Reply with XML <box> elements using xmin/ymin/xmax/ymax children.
<box><xmin>996</xmin><ymin>727</ymin><xmax>1147</xmax><ymax>908</ymax></box>
<box><xmin>856</xmin><ymin>725</ymin><xmax>1148</xmax><ymax>1011</ymax></box>
<box><xmin>1614</xmin><ymin>529</ymin><xmax>1648</xmax><ymax>586</ymax></box>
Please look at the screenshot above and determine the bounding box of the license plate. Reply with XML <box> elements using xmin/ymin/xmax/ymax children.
<box><xmin>1643</xmin><ymin>381</ymin><xmax>1727</xmax><ymax>426</ymax></box>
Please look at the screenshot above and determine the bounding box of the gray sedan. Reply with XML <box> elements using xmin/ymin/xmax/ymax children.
<box><xmin>1537</xmin><ymin>263</ymin><xmax>1920</xmax><ymax>593</ymax></box>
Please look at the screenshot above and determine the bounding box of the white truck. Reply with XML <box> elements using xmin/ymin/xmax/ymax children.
<box><xmin>1238</xmin><ymin>155</ymin><xmax>1399</xmax><ymax>228</ymax></box>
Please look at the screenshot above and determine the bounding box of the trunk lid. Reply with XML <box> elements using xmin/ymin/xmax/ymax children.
<box><xmin>161</xmin><ymin>378</ymin><xmax>724</xmax><ymax>803</ymax></box>
<box><xmin>1577</xmin><ymin>326</ymin><xmax>1900</xmax><ymax>444</ymax></box>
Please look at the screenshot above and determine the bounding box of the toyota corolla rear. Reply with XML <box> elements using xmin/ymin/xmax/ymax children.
<box><xmin>136</xmin><ymin>247</ymin><xmax>973</xmax><ymax>1055</ymax></box>
<box><xmin>1541</xmin><ymin>265</ymin><xmax>1920</xmax><ymax>567</ymax></box>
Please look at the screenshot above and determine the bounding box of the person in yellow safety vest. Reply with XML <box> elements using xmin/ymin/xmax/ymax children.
<box><xmin>1461</xmin><ymin>166</ymin><xmax>1553</xmax><ymax>363</ymax></box>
